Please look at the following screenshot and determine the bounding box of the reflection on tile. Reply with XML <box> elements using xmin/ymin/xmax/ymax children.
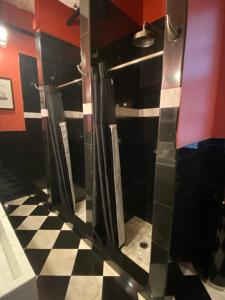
<box><xmin>103</xmin><ymin>261</ymin><xmax>120</xmax><ymax>277</ymax></box>
<box><xmin>75</xmin><ymin>199</ymin><xmax>87</xmax><ymax>223</ymax></box>
<box><xmin>202</xmin><ymin>281</ymin><xmax>225</xmax><ymax>300</ymax></box>
<box><xmin>121</xmin><ymin>217</ymin><xmax>152</xmax><ymax>272</ymax></box>
<box><xmin>17</xmin><ymin>216</ymin><xmax>47</xmax><ymax>230</ymax></box>
<box><xmin>27</xmin><ymin>230</ymin><xmax>60</xmax><ymax>249</ymax></box>
<box><xmin>41</xmin><ymin>249</ymin><xmax>78</xmax><ymax>276</ymax></box>
<box><xmin>65</xmin><ymin>276</ymin><xmax>103</xmax><ymax>300</ymax></box>
<box><xmin>10</xmin><ymin>205</ymin><xmax>37</xmax><ymax>216</ymax></box>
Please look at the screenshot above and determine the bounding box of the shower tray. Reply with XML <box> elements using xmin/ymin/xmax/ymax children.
<box><xmin>0</xmin><ymin>203</ymin><xmax>38</xmax><ymax>300</ymax></box>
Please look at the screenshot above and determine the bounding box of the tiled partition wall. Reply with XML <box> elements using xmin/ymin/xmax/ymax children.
<box><xmin>149</xmin><ymin>0</ymin><xmax>188</xmax><ymax>298</ymax></box>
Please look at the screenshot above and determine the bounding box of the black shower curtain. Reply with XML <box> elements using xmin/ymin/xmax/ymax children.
<box><xmin>92</xmin><ymin>63</ymin><xmax>125</xmax><ymax>248</ymax></box>
<box><xmin>45</xmin><ymin>85</ymin><xmax>76</xmax><ymax>212</ymax></box>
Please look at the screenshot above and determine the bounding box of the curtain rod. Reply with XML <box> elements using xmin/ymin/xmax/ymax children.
<box><xmin>56</xmin><ymin>50</ymin><xmax>163</xmax><ymax>89</ymax></box>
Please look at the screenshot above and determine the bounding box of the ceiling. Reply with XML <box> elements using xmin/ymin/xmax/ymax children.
<box><xmin>4</xmin><ymin>0</ymin><xmax>35</xmax><ymax>13</ymax></box>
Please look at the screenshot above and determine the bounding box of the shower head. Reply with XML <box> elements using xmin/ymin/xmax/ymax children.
<box><xmin>132</xmin><ymin>23</ymin><xmax>155</xmax><ymax>48</ymax></box>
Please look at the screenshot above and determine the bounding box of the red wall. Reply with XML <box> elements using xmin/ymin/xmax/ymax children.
<box><xmin>112</xmin><ymin>0</ymin><xmax>166</xmax><ymax>25</ymax></box>
<box><xmin>34</xmin><ymin>0</ymin><xmax>80</xmax><ymax>46</ymax></box>
<box><xmin>0</xmin><ymin>29</ymin><xmax>36</xmax><ymax>132</ymax></box>
<box><xmin>212</xmin><ymin>31</ymin><xmax>225</xmax><ymax>138</ymax></box>
<box><xmin>143</xmin><ymin>0</ymin><xmax>166</xmax><ymax>23</ymax></box>
<box><xmin>176</xmin><ymin>0</ymin><xmax>225</xmax><ymax>148</ymax></box>
<box><xmin>1</xmin><ymin>0</ymin><xmax>34</xmax><ymax>32</ymax></box>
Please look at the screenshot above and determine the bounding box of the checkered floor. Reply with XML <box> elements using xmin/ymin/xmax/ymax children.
<box><xmin>3</xmin><ymin>194</ymin><xmax>145</xmax><ymax>300</ymax></box>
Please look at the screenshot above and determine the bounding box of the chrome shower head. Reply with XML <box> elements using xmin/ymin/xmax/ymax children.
<box><xmin>132</xmin><ymin>23</ymin><xmax>155</xmax><ymax>48</ymax></box>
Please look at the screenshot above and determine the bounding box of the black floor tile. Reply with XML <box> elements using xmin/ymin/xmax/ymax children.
<box><xmin>3</xmin><ymin>204</ymin><xmax>18</xmax><ymax>215</ymax></box>
<box><xmin>37</xmin><ymin>276</ymin><xmax>70</xmax><ymax>300</ymax></box>
<box><xmin>31</xmin><ymin>205</ymin><xmax>50</xmax><ymax>216</ymax></box>
<box><xmin>25</xmin><ymin>249</ymin><xmax>50</xmax><ymax>275</ymax></box>
<box><xmin>8</xmin><ymin>216</ymin><xmax>27</xmax><ymax>229</ymax></box>
<box><xmin>53</xmin><ymin>231</ymin><xmax>80</xmax><ymax>249</ymax></box>
<box><xmin>102</xmin><ymin>277</ymin><xmax>138</xmax><ymax>300</ymax></box>
<box><xmin>40</xmin><ymin>216</ymin><xmax>64</xmax><ymax>230</ymax></box>
<box><xmin>23</xmin><ymin>195</ymin><xmax>43</xmax><ymax>205</ymax></box>
<box><xmin>72</xmin><ymin>249</ymin><xmax>104</xmax><ymax>276</ymax></box>
<box><xmin>15</xmin><ymin>230</ymin><xmax>37</xmax><ymax>248</ymax></box>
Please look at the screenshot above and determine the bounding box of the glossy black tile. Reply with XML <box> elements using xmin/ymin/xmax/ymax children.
<box><xmin>102</xmin><ymin>277</ymin><xmax>138</xmax><ymax>300</ymax></box>
<box><xmin>72</xmin><ymin>249</ymin><xmax>103</xmax><ymax>275</ymax></box>
<box><xmin>15</xmin><ymin>230</ymin><xmax>37</xmax><ymax>248</ymax></box>
<box><xmin>30</xmin><ymin>205</ymin><xmax>50</xmax><ymax>216</ymax></box>
<box><xmin>25</xmin><ymin>249</ymin><xmax>50</xmax><ymax>275</ymax></box>
<box><xmin>154</xmin><ymin>163</ymin><xmax>175</xmax><ymax>208</ymax></box>
<box><xmin>40</xmin><ymin>216</ymin><xmax>64</xmax><ymax>230</ymax></box>
<box><xmin>53</xmin><ymin>231</ymin><xmax>80</xmax><ymax>249</ymax></box>
<box><xmin>8</xmin><ymin>216</ymin><xmax>27</xmax><ymax>229</ymax></box>
<box><xmin>37</xmin><ymin>276</ymin><xmax>70</xmax><ymax>300</ymax></box>
<box><xmin>152</xmin><ymin>202</ymin><xmax>173</xmax><ymax>250</ymax></box>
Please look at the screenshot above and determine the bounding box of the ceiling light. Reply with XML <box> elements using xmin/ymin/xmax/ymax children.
<box><xmin>0</xmin><ymin>25</ymin><xmax>8</xmax><ymax>48</ymax></box>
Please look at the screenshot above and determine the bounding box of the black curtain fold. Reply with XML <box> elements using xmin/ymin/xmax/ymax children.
<box><xmin>45</xmin><ymin>85</ymin><xmax>75</xmax><ymax>212</ymax></box>
<box><xmin>92</xmin><ymin>62</ymin><xmax>125</xmax><ymax>247</ymax></box>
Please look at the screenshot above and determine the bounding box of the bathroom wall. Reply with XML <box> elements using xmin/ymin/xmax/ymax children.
<box><xmin>176</xmin><ymin>0</ymin><xmax>225</xmax><ymax>148</ymax></box>
<box><xmin>0</xmin><ymin>28</ymin><xmax>36</xmax><ymax>132</ymax></box>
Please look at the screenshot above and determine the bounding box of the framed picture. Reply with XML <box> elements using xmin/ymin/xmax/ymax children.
<box><xmin>0</xmin><ymin>78</ymin><xmax>14</xmax><ymax>110</ymax></box>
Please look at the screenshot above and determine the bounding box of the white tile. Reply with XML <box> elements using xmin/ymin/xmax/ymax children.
<box><xmin>27</xmin><ymin>230</ymin><xmax>60</xmax><ymax>249</ymax></box>
<box><xmin>103</xmin><ymin>261</ymin><xmax>120</xmax><ymax>277</ymax></box>
<box><xmin>48</xmin><ymin>212</ymin><xmax>58</xmax><ymax>217</ymax></box>
<box><xmin>5</xmin><ymin>196</ymin><xmax>31</xmax><ymax>206</ymax></box>
<box><xmin>121</xmin><ymin>216</ymin><xmax>152</xmax><ymax>272</ymax></box>
<box><xmin>10</xmin><ymin>205</ymin><xmax>37</xmax><ymax>216</ymax></box>
<box><xmin>75</xmin><ymin>200</ymin><xmax>87</xmax><ymax>223</ymax></box>
<box><xmin>78</xmin><ymin>239</ymin><xmax>92</xmax><ymax>250</ymax></box>
<box><xmin>17</xmin><ymin>216</ymin><xmax>47</xmax><ymax>230</ymax></box>
<box><xmin>202</xmin><ymin>281</ymin><xmax>225</xmax><ymax>300</ymax></box>
<box><xmin>40</xmin><ymin>249</ymin><xmax>78</xmax><ymax>276</ymax></box>
<box><xmin>65</xmin><ymin>276</ymin><xmax>103</xmax><ymax>300</ymax></box>
<box><xmin>138</xmin><ymin>293</ymin><xmax>146</xmax><ymax>300</ymax></box>
<box><xmin>61</xmin><ymin>223</ymin><xmax>73</xmax><ymax>231</ymax></box>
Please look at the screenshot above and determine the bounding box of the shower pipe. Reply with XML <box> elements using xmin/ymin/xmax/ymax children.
<box><xmin>56</xmin><ymin>50</ymin><xmax>164</xmax><ymax>89</ymax></box>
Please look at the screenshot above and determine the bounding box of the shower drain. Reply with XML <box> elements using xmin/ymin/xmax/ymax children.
<box><xmin>139</xmin><ymin>241</ymin><xmax>148</xmax><ymax>249</ymax></box>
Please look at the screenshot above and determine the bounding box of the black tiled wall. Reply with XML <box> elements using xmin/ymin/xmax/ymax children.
<box><xmin>171</xmin><ymin>139</ymin><xmax>225</xmax><ymax>277</ymax></box>
<box><xmin>98</xmin><ymin>17</ymin><xmax>164</xmax><ymax>223</ymax></box>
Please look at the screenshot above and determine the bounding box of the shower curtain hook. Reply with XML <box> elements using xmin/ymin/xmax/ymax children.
<box><xmin>77</xmin><ymin>64</ymin><xmax>87</xmax><ymax>76</ymax></box>
<box><xmin>31</xmin><ymin>81</ymin><xmax>42</xmax><ymax>91</ymax></box>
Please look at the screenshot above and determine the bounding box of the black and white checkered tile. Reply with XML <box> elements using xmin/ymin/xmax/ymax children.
<box><xmin>3</xmin><ymin>194</ymin><xmax>145</xmax><ymax>300</ymax></box>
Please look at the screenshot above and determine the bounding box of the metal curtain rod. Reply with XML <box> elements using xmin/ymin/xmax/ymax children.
<box><xmin>56</xmin><ymin>50</ymin><xmax>163</xmax><ymax>89</ymax></box>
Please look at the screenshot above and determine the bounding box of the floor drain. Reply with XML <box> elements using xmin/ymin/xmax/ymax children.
<box><xmin>139</xmin><ymin>241</ymin><xmax>148</xmax><ymax>249</ymax></box>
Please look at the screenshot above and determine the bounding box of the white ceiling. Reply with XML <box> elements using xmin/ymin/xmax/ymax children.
<box><xmin>4</xmin><ymin>0</ymin><xmax>35</xmax><ymax>13</ymax></box>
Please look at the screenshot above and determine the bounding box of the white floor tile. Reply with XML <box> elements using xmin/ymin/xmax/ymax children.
<box><xmin>103</xmin><ymin>261</ymin><xmax>120</xmax><ymax>277</ymax></box>
<box><xmin>203</xmin><ymin>281</ymin><xmax>225</xmax><ymax>300</ymax></box>
<box><xmin>27</xmin><ymin>230</ymin><xmax>60</xmax><ymax>249</ymax></box>
<box><xmin>61</xmin><ymin>223</ymin><xmax>73</xmax><ymax>231</ymax></box>
<box><xmin>65</xmin><ymin>276</ymin><xmax>103</xmax><ymax>300</ymax></box>
<box><xmin>17</xmin><ymin>216</ymin><xmax>47</xmax><ymax>230</ymax></box>
<box><xmin>40</xmin><ymin>249</ymin><xmax>78</xmax><ymax>276</ymax></box>
<box><xmin>5</xmin><ymin>196</ymin><xmax>30</xmax><ymax>206</ymax></box>
<box><xmin>10</xmin><ymin>205</ymin><xmax>37</xmax><ymax>216</ymax></box>
<box><xmin>78</xmin><ymin>238</ymin><xmax>92</xmax><ymax>250</ymax></box>
<box><xmin>75</xmin><ymin>200</ymin><xmax>86</xmax><ymax>223</ymax></box>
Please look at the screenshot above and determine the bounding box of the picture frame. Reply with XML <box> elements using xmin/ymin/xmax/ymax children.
<box><xmin>0</xmin><ymin>77</ymin><xmax>14</xmax><ymax>110</ymax></box>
